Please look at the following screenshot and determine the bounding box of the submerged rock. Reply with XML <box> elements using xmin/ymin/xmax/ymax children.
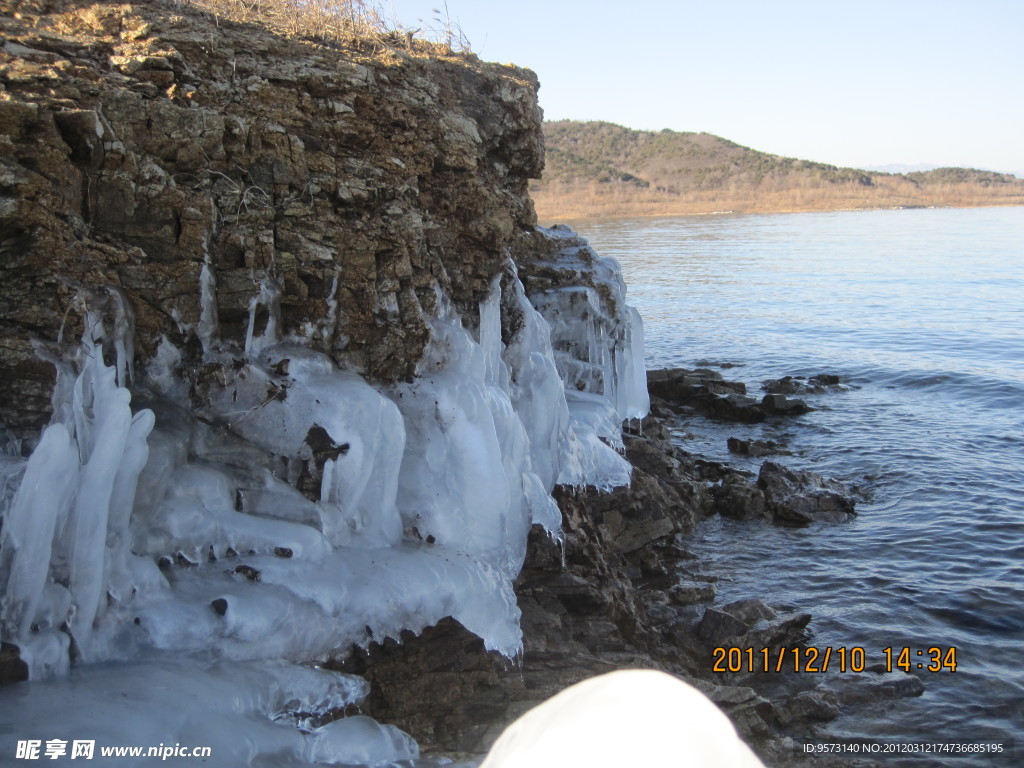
<box><xmin>762</xmin><ymin>373</ymin><xmax>846</xmax><ymax>395</ymax></box>
<box><xmin>822</xmin><ymin>670</ymin><xmax>925</xmax><ymax>704</ymax></box>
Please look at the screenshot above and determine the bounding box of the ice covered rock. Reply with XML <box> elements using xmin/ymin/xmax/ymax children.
<box><xmin>203</xmin><ymin>344</ymin><xmax>406</xmax><ymax>550</ymax></box>
<box><xmin>517</xmin><ymin>227</ymin><xmax>648</xmax><ymax>488</ymax></box>
<box><xmin>391</xmin><ymin>307</ymin><xmax>532</xmax><ymax>575</ymax></box>
<box><xmin>521</xmin><ymin>226</ymin><xmax>649</xmax><ymax>421</ymax></box>
<box><xmin>498</xmin><ymin>266</ymin><xmax>569</xmax><ymax>496</ymax></box>
<box><xmin>0</xmin><ymin>340</ymin><xmax>155</xmax><ymax>668</ymax></box>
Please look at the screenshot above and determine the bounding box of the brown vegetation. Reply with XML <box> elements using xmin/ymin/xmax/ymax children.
<box><xmin>532</xmin><ymin>121</ymin><xmax>1024</xmax><ymax>220</ymax></box>
<box><xmin>176</xmin><ymin>0</ymin><xmax>470</xmax><ymax>53</ymax></box>
<box><xmin>185</xmin><ymin>0</ymin><xmax>384</xmax><ymax>42</ymax></box>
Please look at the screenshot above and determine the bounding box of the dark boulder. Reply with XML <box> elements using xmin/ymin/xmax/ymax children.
<box><xmin>697</xmin><ymin>598</ymin><xmax>811</xmax><ymax>649</ymax></box>
<box><xmin>758</xmin><ymin>461</ymin><xmax>856</xmax><ymax>525</ymax></box>
<box><xmin>727</xmin><ymin>437</ymin><xmax>790</xmax><ymax>458</ymax></box>
<box><xmin>760</xmin><ymin>393</ymin><xmax>812</xmax><ymax>415</ymax></box>
<box><xmin>762</xmin><ymin>374</ymin><xmax>846</xmax><ymax>396</ymax></box>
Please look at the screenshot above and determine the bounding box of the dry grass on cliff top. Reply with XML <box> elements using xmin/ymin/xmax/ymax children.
<box><xmin>181</xmin><ymin>0</ymin><xmax>472</xmax><ymax>54</ymax></box>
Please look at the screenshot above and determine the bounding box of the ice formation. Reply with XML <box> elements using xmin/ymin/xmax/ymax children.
<box><xmin>0</xmin><ymin>228</ymin><xmax>649</xmax><ymax>765</ymax></box>
<box><xmin>525</xmin><ymin>225</ymin><xmax>650</xmax><ymax>489</ymax></box>
<box><xmin>2</xmin><ymin>659</ymin><xmax>397</xmax><ymax>767</ymax></box>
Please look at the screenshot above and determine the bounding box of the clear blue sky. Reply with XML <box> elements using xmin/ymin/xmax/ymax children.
<box><xmin>383</xmin><ymin>0</ymin><xmax>1024</xmax><ymax>176</ymax></box>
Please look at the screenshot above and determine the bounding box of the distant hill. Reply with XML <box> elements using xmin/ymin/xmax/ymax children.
<box><xmin>530</xmin><ymin>121</ymin><xmax>1024</xmax><ymax>219</ymax></box>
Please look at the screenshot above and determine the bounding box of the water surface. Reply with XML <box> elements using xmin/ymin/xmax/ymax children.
<box><xmin>567</xmin><ymin>207</ymin><xmax>1024</xmax><ymax>763</ymax></box>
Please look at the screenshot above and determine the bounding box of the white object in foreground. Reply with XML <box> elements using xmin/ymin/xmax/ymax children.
<box><xmin>481</xmin><ymin>669</ymin><xmax>766</xmax><ymax>768</ymax></box>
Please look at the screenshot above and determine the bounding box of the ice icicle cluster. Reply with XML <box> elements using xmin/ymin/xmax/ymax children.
<box><xmin>528</xmin><ymin>226</ymin><xmax>650</xmax><ymax>423</ymax></box>
<box><xmin>390</xmin><ymin>285</ymin><xmax>549</xmax><ymax>579</ymax></box>
<box><xmin>0</xmin><ymin>226</ymin><xmax>649</xmax><ymax>766</ymax></box>
<box><xmin>0</xmin><ymin>332</ymin><xmax>156</xmax><ymax>678</ymax></box>
<box><xmin>520</xmin><ymin>226</ymin><xmax>650</xmax><ymax>489</ymax></box>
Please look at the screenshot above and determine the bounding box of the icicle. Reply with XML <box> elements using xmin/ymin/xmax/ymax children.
<box><xmin>106</xmin><ymin>287</ymin><xmax>136</xmax><ymax>388</ymax></box>
<box><xmin>244</xmin><ymin>275</ymin><xmax>283</xmax><ymax>355</ymax></box>
<box><xmin>197</xmin><ymin>247</ymin><xmax>219</xmax><ymax>356</ymax></box>
<box><xmin>318</xmin><ymin>269</ymin><xmax>341</xmax><ymax>346</ymax></box>
<box><xmin>616</xmin><ymin>306</ymin><xmax>650</xmax><ymax>420</ymax></box>
<box><xmin>479</xmin><ymin>274</ymin><xmax>508</xmax><ymax>392</ymax></box>
<box><xmin>103</xmin><ymin>407</ymin><xmax>156</xmax><ymax>607</ymax></box>
<box><xmin>0</xmin><ymin>423</ymin><xmax>79</xmax><ymax>642</ymax></box>
<box><xmin>65</xmin><ymin>349</ymin><xmax>138</xmax><ymax>655</ymax></box>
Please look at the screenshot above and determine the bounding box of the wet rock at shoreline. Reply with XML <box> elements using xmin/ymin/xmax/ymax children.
<box><xmin>667</xmin><ymin>580</ymin><xmax>718</xmax><ymax>606</ymax></box>
<box><xmin>708</xmin><ymin>460</ymin><xmax>856</xmax><ymax>526</ymax></box>
<box><xmin>776</xmin><ymin>689</ymin><xmax>842</xmax><ymax>725</ymax></box>
<box><xmin>760</xmin><ymin>393</ymin><xmax>812</xmax><ymax>415</ymax></box>
<box><xmin>727</xmin><ymin>436</ymin><xmax>791</xmax><ymax>457</ymax></box>
<box><xmin>697</xmin><ymin>598</ymin><xmax>812</xmax><ymax>650</ymax></box>
<box><xmin>648</xmin><ymin>369</ymin><xmax>816</xmax><ymax>423</ymax></box>
<box><xmin>710</xmin><ymin>472</ymin><xmax>768</xmax><ymax>521</ymax></box>
<box><xmin>762</xmin><ymin>374</ymin><xmax>847</xmax><ymax>396</ymax></box>
<box><xmin>0</xmin><ymin>643</ymin><xmax>29</xmax><ymax>685</ymax></box>
<box><xmin>759</xmin><ymin>462</ymin><xmax>857</xmax><ymax>525</ymax></box>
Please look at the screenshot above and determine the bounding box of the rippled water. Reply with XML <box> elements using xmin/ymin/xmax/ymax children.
<box><xmin>565</xmin><ymin>207</ymin><xmax>1024</xmax><ymax>763</ymax></box>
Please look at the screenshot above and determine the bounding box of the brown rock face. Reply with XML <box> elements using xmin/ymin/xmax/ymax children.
<box><xmin>0</xmin><ymin>0</ymin><xmax>543</xmax><ymax>438</ymax></box>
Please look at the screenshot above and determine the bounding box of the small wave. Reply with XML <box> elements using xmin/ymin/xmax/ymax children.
<box><xmin>924</xmin><ymin>603</ymin><xmax>1024</xmax><ymax>636</ymax></box>
<box><xmin>880</xmin><ymin>368</ymin><xmax>1024</xmax><ymax>406</ymax></box>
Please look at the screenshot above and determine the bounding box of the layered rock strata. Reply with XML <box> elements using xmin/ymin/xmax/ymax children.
<box><xmin>1</xmin><ymin>0</ymin><xmax>543</xmax><ymax>437</ymax></box>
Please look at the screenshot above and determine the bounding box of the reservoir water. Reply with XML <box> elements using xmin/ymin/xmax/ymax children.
<box><xmin>565</xmin><ymin>206</ymin><xmax>1024</xmax><ymax>764</ymax></box>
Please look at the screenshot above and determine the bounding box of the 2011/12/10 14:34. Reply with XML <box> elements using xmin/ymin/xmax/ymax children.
<box><xmin>710</xmin><ymin>646</ymin><xmax>958</xmax><ymax>673</ymax></box>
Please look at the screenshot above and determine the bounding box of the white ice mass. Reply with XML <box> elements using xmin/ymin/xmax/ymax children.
<box><xmin>0</xmin><ymin>228</ymin><xmax>649</xmax><ymax>765</ymax></box>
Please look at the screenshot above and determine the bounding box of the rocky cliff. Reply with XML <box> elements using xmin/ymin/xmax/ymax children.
<box><xmin>1</xmin><ymin>0</ymin><xmax>543</xmax><ymax>437</ymax></box>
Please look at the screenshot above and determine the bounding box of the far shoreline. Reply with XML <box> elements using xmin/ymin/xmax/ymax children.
<box><xmin>534</xmin><ymin>199</ymin><xmax>1024</xmax><ymax>224</ymax></box>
